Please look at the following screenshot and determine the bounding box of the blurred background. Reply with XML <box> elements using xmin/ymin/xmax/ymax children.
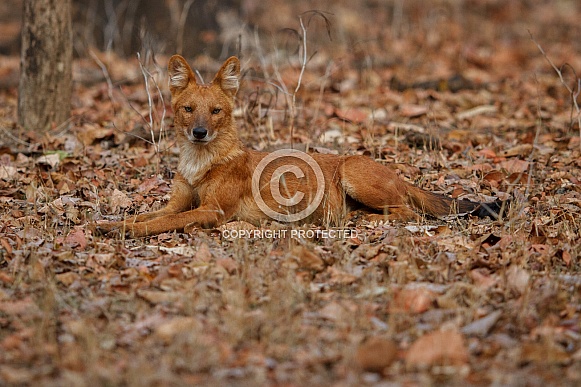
<box><xmin>1</xmin><ymin>0</ymin><xmax>579</xmax><ymax>144</ymax></box>
<box><xmin>1</xmin><ymin>0</ymin><xmax>579</xmax><ymax>66</ymax></box>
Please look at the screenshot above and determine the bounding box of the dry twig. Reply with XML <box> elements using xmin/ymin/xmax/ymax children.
<box><xmin>529</xmin><ymin>31</ymin><xmax>581</xmax><ymax>150</ymax></box>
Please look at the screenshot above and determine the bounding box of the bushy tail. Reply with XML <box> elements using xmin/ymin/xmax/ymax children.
<box><xmin>406</xmin><ymin>185</ymin><xmax>504</xmax><ymax>219</ymax></box>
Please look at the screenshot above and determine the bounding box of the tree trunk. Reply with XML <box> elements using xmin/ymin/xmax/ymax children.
<box><xmin>18</xmin><ymin>0</ymin><xmax>72</xmax><ymax>132</ymax></box>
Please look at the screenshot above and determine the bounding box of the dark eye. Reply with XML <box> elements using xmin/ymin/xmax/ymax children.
<box><xmin>184</xmin><ymin>106</ymin><xmax>193</xmax><ymax>113</ymax></box>
<box><xmin>211</xmin><ymin>108</ymin><xmax>221</xmax><ymax>115</ymax></box>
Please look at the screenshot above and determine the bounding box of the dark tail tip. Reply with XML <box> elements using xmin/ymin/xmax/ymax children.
<box><xmin>473</xmin><ymin>199</ymin><xmax>509</xmax><ymax>219</ymax></box>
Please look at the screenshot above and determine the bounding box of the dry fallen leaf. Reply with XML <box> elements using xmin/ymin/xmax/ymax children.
<box><xmin>110</xmin><ymin>189</ymin><xmax>132</xmax><ymax>213</ymax></box>
<box><xmin>499</xmin><ymin>159</ymin><xmax>529</xmax><ymax>174</ymax></box>
<box><xmin>64</xmin><ymin>227</ymin><xmax>88</xmax><ymax>250</ymax></box>
<box><xmin>391</xmin><ymin>287</ymin><xmax>436</xmax><ymax>314</ymax></box>
<box><xmin>470</xmin><ymin>269</ymin><xmax>498</xmax><ymax>290</ymax></box>
<box><xmin>36</xmin><ymin>153</ymin><xmax>61</xmax><ymax>168</ymax></box>
<box><xmin>137</xmin><ymin>290</ymin><xmax>181</xmax><ymax>304</ymax></box>
<box><xmin>327</xmin><ymin>266</ymin><xmax>358</xmax><ymax>285</ymax></box>
<box><xmin>399</xmin><ymin>104</ymin><xmax>428</xmax><ymax>118</ymax></box>
<box><xmin>456</xmin><ymin>105</ymin><xmax>497</xmax><ymax>120</ymax></box>
<box><xmin>319</xmin><ymin>301</ymin><xmax>348</xmax><ymax>321</ymax></box>
<box><xmin>520</xmin><ymin>342</ymin><xmax>570</xmax><ymax>365</ymax></box>
<box><xmin>355</xmin><ymin>336</ymin><xmax>398</xmax><ymax>372</ymax></box>
<box><xmin>194</xmin><ymin>242</ymin><xmax>213</xmax><ymax>262</ymax></box>
<box><xmin>319</xmin><ymin>128</ymin><xmax>343</xmax><ymax>143</ymax></box>
<box><xmin>216</xmin><ymin>257</ymin><xmax>238</xmax><ymax>274</ymax></box>
<box><xmin>562</xmin><ymin>250</ymin><xmax>572</xmax><ymax>266</ymax></box>
<box><xmin>56</xmin><ymin>272</ymin><xmax>81</xmax><ymax>287</ymax></box>
<box><xmin>0</xmin><ymin>271</ymin><xmax>14</xmax><ymax>284</ymax></box>
<box><xmin>406</xmin><ymin>329</ymin><xmax>468</xmax><ymax>368</ymax></box>
<box><xmin>0</xmin><ymin>365</ymin><xmax>34</xmax><ymax>385</ymax></box>
<box><xmin>0</xmin><ymin>165</ymin><xmax>17</xmax><ymax>180</ymax></box>
<box><xmin>335</xmin><ymin>107</ymin><xmax>370</xmax><ymax>123</ymax></box>
<box><xmin>477</xmin><ymin>148</ymin><xmax>497</xmax><ymax>159</ymax></box>
<box><xmin>462</xmin><ymin>310</ymin><xmax>503</xmax><ymax>336</ymax></box>
<box><xmin>155</xmin><ymin>317</ymin><xmax>203</xmax><ymax>343</ymax></box>
<box><xmin>499</xmin><ymin>143</ymin><xmax>533</xmax><ymax>157</ymax></box>
<box><xmin>506</xmin><ymin>265</ymin><xmax>530</xmax><ymax>296</ymax></box>
<box><xmin>290</xmin><ymin>245</ymin><xmax>325</xmax><ymax>272</ymax></box>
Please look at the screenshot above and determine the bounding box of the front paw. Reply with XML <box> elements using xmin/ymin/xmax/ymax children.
<box><xmin>96</xmin><ymin>221</ymin><xmax>124</xmax><ymax>236</ymax></box>
<box><xmin>96</xmin><ymin>221</ymin><xmax>148</xmax><ymax>238</ymax></box>
<box><xmin>184</xmin><ymin>222</ymin><xmax>199</xmax><ymax>234</ymax></box>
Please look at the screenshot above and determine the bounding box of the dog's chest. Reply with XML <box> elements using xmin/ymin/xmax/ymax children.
<box><xmin>178</xmin><ymin>146</ymin><xmax>213</xmax><ymax>185</ymax></box>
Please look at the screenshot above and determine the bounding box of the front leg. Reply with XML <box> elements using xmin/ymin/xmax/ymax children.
<box><xmin>125</xmin><ymin>175</ymin><xmax>245</xmax><ymax>237</ymax></box>
<box><xmin>126</xmin><ymin>202</ymin><xmax>231</xmax><ymax>237</ymax></box>
<box><xmin>134</xmin><ymin>174</ymin><xmax>197</xmax><ymax>222</ymax></box>
<box><xmin>99</xmin><ymin>166</ymin><xmax>247</xmax><ymax>237</ymax></box>
<box><xmin>97</xmin><ymin>173</ymin><xmax>196</xmax><ymax>233</ymax></box>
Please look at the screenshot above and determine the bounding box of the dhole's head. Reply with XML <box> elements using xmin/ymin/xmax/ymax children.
<box><xmin>167</xmin><ymin>55</ymin><xmax>240</xmax><ymax>145</ymax></box>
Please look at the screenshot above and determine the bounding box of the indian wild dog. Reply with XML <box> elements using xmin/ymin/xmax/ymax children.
<box><xmin>98</xmin><ymin>55</ymin><xmax>503</xmax><ymax>237</ymax></box>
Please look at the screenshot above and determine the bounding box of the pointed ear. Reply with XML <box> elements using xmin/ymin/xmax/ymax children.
<box><xmin>168</xmin><ymin>55</ymin><xmax>195</xmax><ymax>94</ymax></box>
<box><xmin>212</xmin><ymin>56</ymin><xmax>240</xmax><ymax>96</ymax></box>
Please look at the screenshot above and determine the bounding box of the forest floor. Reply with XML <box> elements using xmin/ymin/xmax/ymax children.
<box><xmin>1</xmin><ymin>1</ymin><xmax>581</xmax><ymax>386</ymax></box>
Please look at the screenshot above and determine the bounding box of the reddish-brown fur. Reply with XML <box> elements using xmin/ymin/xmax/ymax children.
<box><xmin>98</xmin><ymin>56</ymin><xmax>498</xmax><ymax>237</ymax></box>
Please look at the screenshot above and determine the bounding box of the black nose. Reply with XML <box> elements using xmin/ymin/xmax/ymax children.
<box><xmin>191</xmin><ymin>127</ymin><xmax>208</xmax><ymax>140</ymax></box>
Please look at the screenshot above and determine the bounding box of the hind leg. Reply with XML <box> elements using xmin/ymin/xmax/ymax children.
<box><xmin>340</xmin><ymin>156</ymin><xmax>417</xmax><ymax>221</ymax></box>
